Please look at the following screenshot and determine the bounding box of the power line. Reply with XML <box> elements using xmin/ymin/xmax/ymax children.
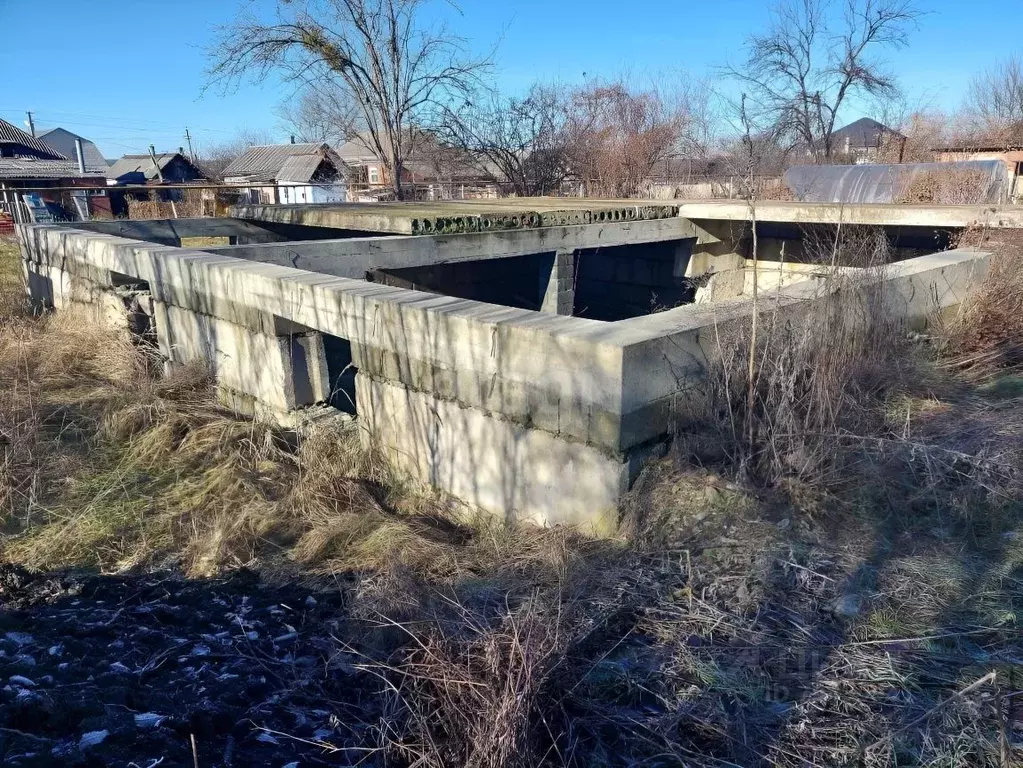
<box><xmin>0</xmin><ymin>109</ymin><xmax>237</xmax><ymax>135</ymax></box>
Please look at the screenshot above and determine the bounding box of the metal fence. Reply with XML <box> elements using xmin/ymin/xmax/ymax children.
<box><xmin>0</xmin><ymin>198</ymin><xmax>32</xmax><ymax>226</ymax></box>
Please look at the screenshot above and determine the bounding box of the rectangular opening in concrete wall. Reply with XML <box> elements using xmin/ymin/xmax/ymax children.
<box><xmin>109</xmin><ymin>270</ymin><xmax>150</xmax><ymax>291</ymax></box>
<box><xmin>573</xmin><ymin>241</ymin><xmax>696</xmax><ymax>321</ymax></box>
<box><xmin>277</xmin><ymin>317</ymin><xmax>358</xmax><ymax>415</ymax></box>
<box><xmin>720</xmin><ymin>222</ymin><xmax>958</xmax><ymax>265</ymax></box>
<box><xmin>109</xmin><ymin>271</ymin><xmax>158</xmax><ymax>348</ymax></box>
<box><xmin>366</xmin><ymin>252</ymin><xmax>556</xmax><ymax>312</ymax></box>
<box><xmin>323</xmin><ymin>335</ymin><xmax>357</xmax><ymax>414</ymax></box>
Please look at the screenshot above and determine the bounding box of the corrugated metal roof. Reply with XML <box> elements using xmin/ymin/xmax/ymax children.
<box><xmin>0</xmin><ymin>118</ymin><xmax>67</xmax><ymax>160</ymax></box>
<box><xmin>38</xmin><ymin>128</ymin><xmax>108</xmax><ymax>168</ymax></box>
<box><xmin>0</xmin><ymin>157</ymin><xmax>107</xmax><ymax>180</ymax></box>
<box><xmin>106</xmin><ymin>153</ymin><xmax>178</xmax><ymax>181</ymax></box>
<box><xmin>335</xmin><ymin>138</ymin><xmax>378</xmax><ymax>164</ymax></box>
<box><xmin>276</xmin><ymin>154</ymin><xmax>333</xmax><ymax>183</ymax></box>
<box><xmin>223</xmin><ymin>143</ymin><xmax>332</xmax><ymax>181</ymax></box>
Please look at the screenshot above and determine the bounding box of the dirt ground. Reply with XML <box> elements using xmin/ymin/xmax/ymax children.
<box><xmin>0</xmin><ymin>565</ymin><xmax>367</xmax><ymax>767</ymax></box>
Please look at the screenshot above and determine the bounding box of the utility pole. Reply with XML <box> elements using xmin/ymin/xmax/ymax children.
<box><xmin>25</xmin><ymin>111</ymin><xmax>35</xmax><ymax>137</ymax></box>
<box><xmin>149</xmin><ymin>144</ymin><xmax>178</xmax><ymax>219</ymax></box>
<box><xmin>184</xmin><ymin>127</ymin><xmax>194</xmax><ymax>159</ymax></box>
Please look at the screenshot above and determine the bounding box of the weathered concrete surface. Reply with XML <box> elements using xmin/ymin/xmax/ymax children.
<box><xmin>677</xmin><ymin>200</ymin><xmax>1023</xmax><ymax>229</ymax></box>
<box><xmin>358</xmin><ymin>376</ymin><xmax>627</xmax><ymax>528</ymax></box>
<box><xmin>232</xmin><ymin>198</ymin><xmax>681</xmax><ymax>235</ymax></box>
<box><xmin>202</xmin><ymin>217</ymin><xmax>699</xmax><ymax>277</ymax></box>
<box><xmin>608</xmin><ymin>248</ymin><xmax>992</xmax><ymax>451</ymax></box>
<box><xmin>696</xmin><ymin>261</ymin><xmax>858</xmax><ymax>302</ymax></box>
<box><xmin>76</xmin><ymin>217</ymin><xmax>372</xmax><ymax>247</ymax></box>
<box><xmin>15</xmin><ymin>219</ymin><xmax>994</xmax><ymax>526</ymax></box>
<box><xmin>540</xmin><ymin>250</ymin><xmax>575</xmax><ymax>315</ymax></box>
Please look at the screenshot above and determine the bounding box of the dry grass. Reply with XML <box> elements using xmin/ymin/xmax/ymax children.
<box><xmin>0</xmin><ymin>239</ymin><xmax>584</xmax><ymax>586</ymax></box>
<box><xmin>126</xmin><ymin>189</ymin><xmax>204</xmax><ymax>220</ymax></box>
<box><xmin>940</xmin><ymin>230</ymin><xmax>1023</xmax><ymax>380</ymax></box>
<box><xmin>896</xmin><ymin>166</ymin><xmax>996</xmax><ymax>205</ymax></box>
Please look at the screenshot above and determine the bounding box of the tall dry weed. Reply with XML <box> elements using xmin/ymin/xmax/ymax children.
<box><xmin>939</xmin><ymin>231</ymin><xmax>1023</xmax><ymax>378</ymax></box>
<box><xmin>678</xmin><ymin>223</ymin><xmax>1023</xmax><ymax>513</ymax></box>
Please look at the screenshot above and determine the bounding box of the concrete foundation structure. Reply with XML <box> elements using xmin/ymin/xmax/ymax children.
<box><xmin>16</xmin><ymin>200</ymin><xmax>999</xmax><ymax>527</ymax></box>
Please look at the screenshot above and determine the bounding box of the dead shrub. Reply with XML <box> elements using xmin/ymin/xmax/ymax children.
<box><xmin>675</xmin><ymin>217</ymin><xmax>1023</xmax><ymax>525</ymax></box>
<box><xmin>896</xmin><ymin>167</ymin><xmax>994</xmax><ymax>205</ymax></box>
<box><xmin>939</xmin><ymin>231</ymin><xmax>1023</xmax><ymax>378</ymax></box>
<box><xmin>679</xmin><ymin>224</ymin><xmax>907</xmax><ymax>490</ymax></box>
<box><xmin>369</xmin><ymin>593</ymin><xmax>569</xmax><ymax>768</ymax></box>
<box><xmin>126</xmin><ymin>189</ymin><xmax>203</xmax><ymax>220</ymax></box>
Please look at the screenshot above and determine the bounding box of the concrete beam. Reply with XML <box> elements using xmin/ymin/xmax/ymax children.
<box><xmin>231</xmin><ymin>198</ymin><xmax>681</xmax><ymax>235</ymax></box>
<box><xmin>75</xmin><ymin>217</ymin><xmax>290</xmax><ymax>246</ymax></box>
<box><xmin>74</xmin><ymin>217</ymin><xmax>370</xmax><ymax>247</ymax></box>
<box><xmin>677</xmin><ymin>200</ymin><xmax>1023</xmax><ymax>229</ymax></box>
<box><xmin>201</xmin><ymin>217</ymin><xmax>700</xmax><ymax>278</ymax></box>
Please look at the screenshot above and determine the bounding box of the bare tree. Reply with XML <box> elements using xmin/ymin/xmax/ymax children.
<box><xmin>727</xmin><ymin>0</ymin><xmax>919</xmax><ymax>162</ymax></box>
<box><xmin>564</xmin><ymin>77</ymin><xmax>695</xmax><ymax>198</ymax></box>
<box><xmin>720</xmin><ymin>94</ymin><xmax>793</xmax><ymax>199</ymax></box>
<box><xmin>966</xmin><ymin>54</ymin><xmax>1023</xmax><ymax>144</ymax></box>
<box><xmin>438</xmin><ymin>84</ymin><xmax>568</xmax><ymax>196</ymax></box>
<box><xmin>193</xmin><ymin>128</ymin><xmax>278</xmax><ymax>181</ymax></box>
<box><xmin>277</xmin><ymin>85</ymin><xmax>361</xmax><ymax>145</ymax></box>
<box><xmin>207</xmin><ymin>0</ymin><xmax>490</xmax><ymax>200</ymax></box>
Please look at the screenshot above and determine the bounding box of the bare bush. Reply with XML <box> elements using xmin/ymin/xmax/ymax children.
<box><xmin>678</xmin><ymin>222</ymin><xmax>1023</xmax><ymax>519</ymax></box>
<box><xmin>369</xmin><ymin>594</ymin><xmax>569</xmax><ymax>768</ymax></box>
<box><xmin>692</xmin><ymin>266</ymin><xmax>905</xmax><ymax>488</ymax></box>
<box><xmin>940</xmin><ymin>231</ymin><xmax>1023</xmax><ymax>378</ymax></box>
<box><xmin>126</xmin><ymin>190</ymin><xmax>204</xmax><ymax>220</ymax></box>
<box><xmin>438</xmin><ymin>83</ymin><xmax>569</xmax><ymax>197</ymax></box>
<box><xmin>564</xmin><ymin>77</ymin><xmax>697</xmax><ymax>198</ymax></box>
<box><xmin>895</xmin><ymin>167</ymin><xmax>995</xmax><ymax>205</ymax></box>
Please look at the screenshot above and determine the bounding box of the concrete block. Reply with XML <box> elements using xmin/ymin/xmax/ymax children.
<box><xmin>633</xmin><ymin>259</ymin><xmax>656</xmax><ymax>286</ymax></box>
<box><xmin>585</xmin><ymin>253</ymin><xmax>614</xmax><ymax>282</ymax></box>
<box><xmin>357</xmin><ymin>375</ymin><xmax>628</xmax><ymax>527</ymax></box>
<box><xmin>161</xmin><ymin>304</ymin><xmax>298</xmax><ymax>411</ymax></box>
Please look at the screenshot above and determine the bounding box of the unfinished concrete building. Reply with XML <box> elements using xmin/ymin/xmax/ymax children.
<box><xmin>16</xmin><ymin>199</ymin><xmax>1012</xmax><ymax>526</ymax></box>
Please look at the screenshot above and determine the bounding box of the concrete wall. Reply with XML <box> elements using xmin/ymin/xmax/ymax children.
<box><xmin>15</xmin><ymin>220</ymin><xmax>992</xmax><ymax>528</ymax></box>
<box><xmin>200</xmin><ymin>217</ymin><xmax>700</xmax><ymax>277</ymax></box>
<box><xmin>575</xmin><ymin>241</ymin><xmax>694</xmax><ymax>320</ymax></box>
<box><xmin>369</xmin><ymin>252</ymin><xmax>553</xmax><ymax>312</ymax></box>
<box><xmin>74</xmin><ymin>217</ymin><xmax>377</xmax><ymax>246</ymax></box>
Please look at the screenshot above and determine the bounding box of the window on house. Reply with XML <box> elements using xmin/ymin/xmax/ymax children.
<box><xmin>369</xmin><ymin>167</ymin><xmax>380</xmax><ymax>184</ymax></box>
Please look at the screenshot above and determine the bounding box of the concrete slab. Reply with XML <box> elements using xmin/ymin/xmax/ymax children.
<box><xmin>231</xmin><ymin>198</ymin><xmax>681</xmax><ymax>235</ymax></box>
<box><xmin>201</xmin><ymin>218</ymin><xmax>699</xmax><ymax>277</ymax></box>
<box><xmin>677</xmin><ymin>200</ymin><xmax>1023</xmax><ymax>229</ymax></box>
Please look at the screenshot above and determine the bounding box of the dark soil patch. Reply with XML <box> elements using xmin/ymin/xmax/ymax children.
<box><xmin>0</xmin><ymin>564</ymin><xmax>372</xmax><ymax>767</ymax></box>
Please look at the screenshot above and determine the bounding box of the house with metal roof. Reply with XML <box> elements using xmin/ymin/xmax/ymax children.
<box><xmin>223</xmin><ymin>142</ymin><xmax>348</xmax><ymax>204</ymax></box>
<box><xmin>38</xmin><ymin>128</ymin><xmax>109</xmax><ymax>169</ymax></box>
<box><xmin>830</xmin><ymin>118</ymin><xmax>906</xmax><ymax>163</ymax></box>
<box><xmin>106</xmin><ymin>152</ymin><xmax>204</xmax><ymax>186</ymax></box>
<box><xmin>0</xmin><ymin>117</ymin><xmax>108</xmax><ymax>223</ymax></box>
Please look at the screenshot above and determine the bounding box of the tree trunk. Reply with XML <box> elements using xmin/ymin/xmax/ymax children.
<box><xmin>387</xmin><ymin>159</ymin><xmax>405</xmax><ymax>200</ymax></box>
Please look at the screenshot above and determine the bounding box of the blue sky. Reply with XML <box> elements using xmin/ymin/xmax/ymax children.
<box><xmin>0</xmin><ymin>0</ymin><xmax>1019</xmax><ymax>160</ymax></box>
